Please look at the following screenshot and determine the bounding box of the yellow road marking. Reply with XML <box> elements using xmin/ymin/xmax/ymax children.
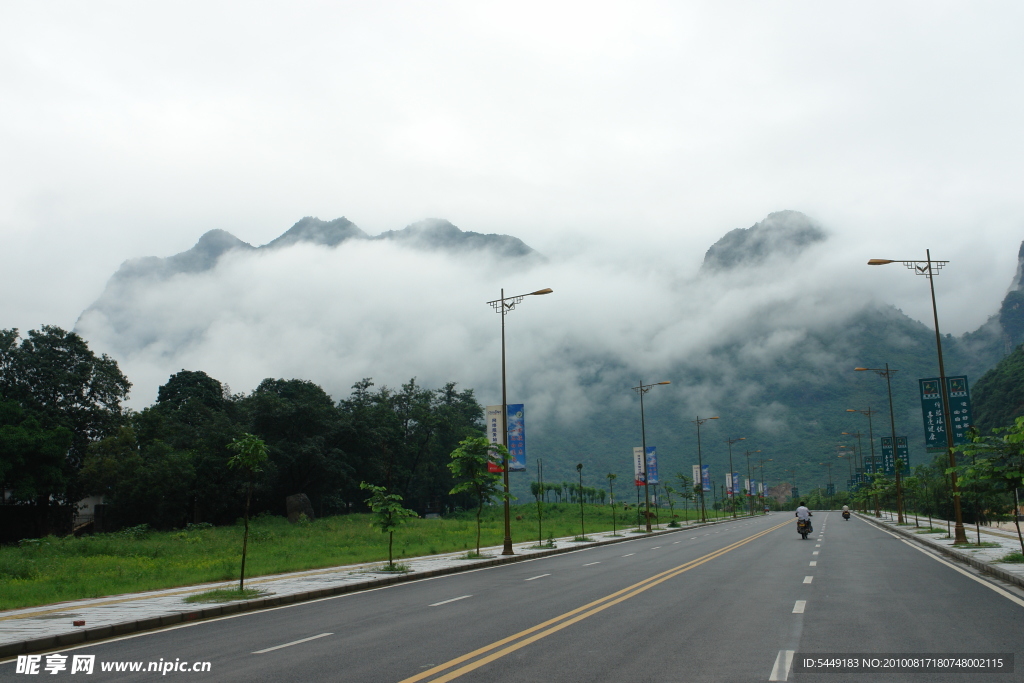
<box><xmin>399</xmin><ymin>520</ymin><xmax>789</xmax><ymax>683</ymax></box>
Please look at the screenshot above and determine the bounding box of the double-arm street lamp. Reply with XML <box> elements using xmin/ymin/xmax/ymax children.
<box><xmin>725</xmin><ymin>437</ymin><xmax>745</xmax><ymax>518</ymax></box>
<box><xmin>868</xmin><ymin>252</ymin><xmax>967</xmax><ymax>543</ymax></box>
<box><xmin>841</xmin><ymin>431</ymin><xmax>865</xmax><ymax>477</ymax></box>
<box><xmin>487</xmin><ymin>287</ymin><xmax>553</xmax><ymax>555</ymax></box>
<box><xmin>632</xmin><ymin>380</ymin><xmax>671</xmax><ymax>532</ymax></box>
<box><xmin>855</xmin><ymin>364</ymin><xmax>905</xmax><ymax>523</ymax></box>
<box><xmin>691</xmin><ymin>415</ymin><xmax>719</xmax><ymax>522</ymax></box>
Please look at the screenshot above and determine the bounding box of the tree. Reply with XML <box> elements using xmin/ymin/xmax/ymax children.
<box><xmin>675</xmin><ymin>473</ymin><xmax>694</xmax><ymax>522</ymax></box>
<box><xmin>360</xmin><ymin>482</ymin><xmax>417</xmax><ymax>569</ymax></box>
<box><xmin>664</xmin><ymin>485</ymin><xmax>677</xmax><ymax>520</ymax></box>
<box><xmin>956</xmin><ymin>420</ymin><xmax>1024</xmax><ymax>555</ymax></box>
<box><xmin>0</xmin><ymin>399</ymin><xmax>73</xmax><ymax>504</ymax></box>
<box><xmin>227</xmin><ymin>433</ymin><xmax>269</xmax><ymax>590</ymax></box>
<box><xmin>447</xmin><ymin>436</ymin><xmax>509</xmax><ymax>556</ymax></box>
<box><xmin>0</xmin><ymin>326</ymin><xmax>131</xmax><ymax>503</ymax></box>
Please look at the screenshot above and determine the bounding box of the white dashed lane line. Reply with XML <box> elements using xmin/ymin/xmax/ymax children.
<box><xmin>793</xmin><ymin>600</ymin><xmax>806</xmax><ymax>614</ymax></box>
<box><xmin>524</xmin><ymin>574</ymin><xmax>549</xmax><ymax>582</ymax></box>
<box><xmin>803</xmin><ymin>576</ymin><xmax>813</xmax><ymax>584</ymax></box>
<box><xmin>809</xmin><ymin>561</ymin><xmax>817</xmax><ymax>566</ymax></box>
<box><xmin>622</xmin><ymin>553</ymin><xmax>635</xmax><ymax>557</ymax></box>
<box><xmin>582</xmin><ymin>562</ymin><xmax>600</xmax><ymax>566</ymax></box>
<box><xmin>253</xmin><ymin>633</ymin><xmax>333</xmax><ymax>654</ymax></box>
<box><xmin>429</xmin><ymin>595</ymin><xmax>473</xmax><ymax>606</ymax></box>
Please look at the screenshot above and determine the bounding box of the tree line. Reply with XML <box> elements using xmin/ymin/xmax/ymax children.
<box><xmin>1</xmin><ymin>326</ymin><xmax>487</xmax><ymax>533</ymax></box>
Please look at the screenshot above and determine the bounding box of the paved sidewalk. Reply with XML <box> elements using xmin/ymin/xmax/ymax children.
<box><xmin>857</xmin><ymin>513</ymin><xmax>1024</xmax><ymax>590</ymax></box>
<box><xmin>0</xmin><ymin>518</ymin><xmax>740</xmax><ymax>659</ymax></box>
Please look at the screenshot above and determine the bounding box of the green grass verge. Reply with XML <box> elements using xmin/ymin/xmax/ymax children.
<box><xmin>3</xmin><ymin>503</ymin><xmax>724</xmax><ymax>610</ymax></box>
<box><xmin>952</xmin><ymin>541</ymin><xmax>1001</xmax><ymax>549</ymax></box>
<box><xmin>183</xmin><ymin>588</ymin><xmax>270</xmax><ymax>603</ymax></box>
<box><xmin>997</xmin><ymin>552</ymin><xmax>1024</xmax><ymax>563</ymax></box>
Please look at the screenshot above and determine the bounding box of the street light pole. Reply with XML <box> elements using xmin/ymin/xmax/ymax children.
<box><xmin>868</xmin><ymin>252</ymin><xmax>967</xmax><ymax>543</ymax></box>
<box><xmin>487</xmin><ymin>287</ymin><xmax>553</xmax><ymax>555</ymax></box>
<box><xmin>848</xmin><ymin>408</ymin><xmax>880</xmax><ymax>517</ymax></box>
<box><xmin>725</xmin><ymin>436</ymin><xmax>745</xmax><ymax>518</ymax></box>
<box><xmin>744</xmin><ymin>449</ymin><xmax>760</xmax><ymax>516</ymax></box>
<box><xmin>632</xmin><ymin>380</ymin><xmax>671</xmax><ymax>533</ymax></box>
<box><xmin>856</xmin><ymin>364</ymin><xmax>904</xmax><ymax>522</ymax></box>
<box><xmin>759</xmin><ymin>458</ymin><xmax>772</xmax><ymax>513</ymax></box>
<box><xmin>691</xmin><ymin>415</ymin><xmax>719</xmax><ymax>522</ymax></box>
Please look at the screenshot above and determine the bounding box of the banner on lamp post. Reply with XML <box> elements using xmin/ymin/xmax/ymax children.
<box><xmin>732</xmin><ymin>473</ymin><xmax>740</xmax><ymax>497</ymax></box>
<box><xmin>701</xmin><ymin>465</ymin><xmax>710</xmax><ymax>492</ymax></box>
<box><xmin>633</xmin><ymin>447</ymin><xmax>645</xmax><ymax>486</ymax></box>
<box><xmin>692</xmin><ymin>465</ymin><xmax>701</xmax><ymax>489</ymax></box>
<box><xmin>919</xmin><ymin>376</ymin><xmax>972</xmax><ymax>453</ymax></box>
<box><xmin>485</xmin><ymin>405</ymin><xmax>505</xmax><ymax>473</ymax></box>
<box><xmin>505</xmin><ymin>404</ymin><xmax>526</xmax><ymax>472</ymax></box>
<box><xmin>646</xmin><ymin>447</ymin><xmax>659</xmax><ymax>485</ymax></box>
<box><xmin>880</xmin><ymin>436</ymin><xmax>910</xmax><ymax>475</ymax></box>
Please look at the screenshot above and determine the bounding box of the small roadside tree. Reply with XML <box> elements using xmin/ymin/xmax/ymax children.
<box><xmin>227</xmin><ymin>433</ymin><xmax>268</xmax><ymax>590</ymax></box>
<box><xmin>360</xmin><ymin>482</ymin><xmax>417</xmax><ymax>569</ymax></box>
<box><xmin>955</xmin><ymin>420</ymin><xmax>1024</xmax><ymax>556</ymax></box>
<box><xmin>447</xmin><ymin>436</ymin><xmax>509</xmax><ymax>556</ymax></box>
<box><xmin>664</xmin><ymin>485</ymin><xmax>678</xmax><ymax>521</ymax></box>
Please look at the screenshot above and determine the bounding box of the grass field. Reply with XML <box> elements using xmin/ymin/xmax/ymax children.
<box><xmin>0</xmin><ymin>503</ymin><xmax>737</xmax><ymax>610</ymax></box>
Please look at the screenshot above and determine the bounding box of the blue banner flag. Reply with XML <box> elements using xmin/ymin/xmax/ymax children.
<box><xmin>646</xmin><ymin>447</ymin><xmax>658</xmax><ymax>485</ymax></box>
<box><xmin>506</xmin><ymin>404</ymin><xmax>526</xmax><ymax>471</ymax></box>
<box><xmin>701</xmin><ymin>464</ymin><xmax>710</xmax><ymax>492</ymax></box>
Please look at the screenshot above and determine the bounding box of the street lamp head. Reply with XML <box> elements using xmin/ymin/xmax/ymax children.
<box><xmin>854</xmin><ymin>367</ymin><xmax>868</xmax><ymax>371</ymax></box>
<box><xmin>530</xmin><ymin>288</ymin><xmax>553</xmax><ymax>296</ymax></box>
<box><xmin>846</xmin><ymin>409</ymin><xmax>857</xmax><ymax>413</ymax></box>
<box><xmin>868</xmin><ymin>259</ymin><xmax>894</xmax><ymax>266</ymax></box>
<box><xmin>710</xmin><ymin>416</ymin><xmax>719</xmax><ymax>420</ymax></box>
<box><xmin>656</xmin><ymin>381</ymin><xmax>671</xmax><ymax>385</ymax></box>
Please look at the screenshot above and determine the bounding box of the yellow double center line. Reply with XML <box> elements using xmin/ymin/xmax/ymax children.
<box><xmin>400</xmin><ymin>519</ymin><xmax>789</xmax><ymax>683</ymax></box>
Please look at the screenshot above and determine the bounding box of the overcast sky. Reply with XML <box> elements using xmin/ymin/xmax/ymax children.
<box><xmin>3</xmin><ymin>1</ymin><xmax>1024</xmax><ymax>360</ymax></box>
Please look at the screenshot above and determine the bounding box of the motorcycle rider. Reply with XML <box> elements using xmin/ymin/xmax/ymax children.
<box><xmin>795</xmin><ymin>501</ymin><xmax>812</xmax><ymax>533</ymax></box>
<box><xmin>842</xmin><ymin>503</ymin><xmax>851</xmax><ymax>520</ymax></box>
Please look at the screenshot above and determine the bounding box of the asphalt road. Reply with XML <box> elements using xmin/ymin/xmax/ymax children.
<box><xmin>2</xmin><ymin>512</ymin><xmax>1022</xmax><ymax>682</ymax></box>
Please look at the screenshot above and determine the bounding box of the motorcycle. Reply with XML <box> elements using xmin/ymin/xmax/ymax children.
<box><xmin>842</xmin><ymin>510</ymin><xmax>851</xmax><ymax>521</ymax></box>
<box><xmin>797</xmin><ymin>518</ymin><xmax>812</xmax><ymax>539</ymax></box>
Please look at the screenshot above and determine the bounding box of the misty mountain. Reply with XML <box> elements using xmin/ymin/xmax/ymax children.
<box><xmin>72</xmin><ymin>210</ymin><xmax>1024</xmax><ymax>501</ymax></box>
<box><xmin>701</xmin><ymin>210</ymin><xmax>827</xmax><ymax>272</ymax></box>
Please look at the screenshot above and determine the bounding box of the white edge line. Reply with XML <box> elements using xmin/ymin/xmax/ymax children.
<box><xmin>523</xmin><ymin>574</ymin><xmax>550</xmax><ymax>581</ymax></box>
<box><xmin>899</xmin><ymin>539</ymin><xmax>1024</xmax><ymax>609</ymax></box>
<box><xmin>769</xmin><ymin>649</ymin><xmax>794</xmax><ymax>681</ymax></box>
<box><xmin>253</xmin><ymin>632</ymin><xmax>332</xmax><ymax>654</ymax></box>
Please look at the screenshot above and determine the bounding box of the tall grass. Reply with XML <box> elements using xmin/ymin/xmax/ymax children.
<box><xmin>0</xmin><ymin>503</ymin><xmax>717</xmax><ymax>610</ymax></box>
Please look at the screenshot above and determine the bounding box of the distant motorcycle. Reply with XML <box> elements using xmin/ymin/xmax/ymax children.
<box><xmin>797</xmin><ymin>518</ymin><xmax>812</xmax><ymax>539</ymax></box>
<box><xmin>842</xmin><ymin>510</ymin><xmax>851</xmax><ymax>521</ymax></box>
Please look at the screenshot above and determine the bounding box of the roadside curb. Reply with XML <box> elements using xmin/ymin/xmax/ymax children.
<box><xmin>0</xmin><ymin>514</ymin><xmax>764</xmax><ymax>659</ymax></box>
<box><xmin>857</xmin><ymin>514</ymin><xmax>1024</xmax><ymax>592</ymax></box>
